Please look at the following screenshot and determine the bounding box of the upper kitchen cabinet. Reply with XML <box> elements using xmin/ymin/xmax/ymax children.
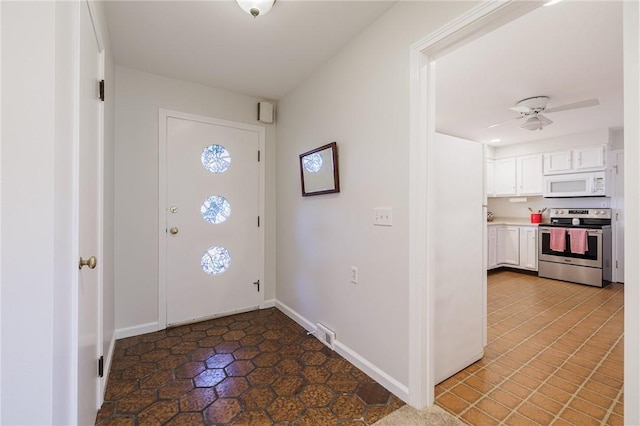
<box><xmin>493</xmin><ymin>158</ymin><xmax>517</xmax><ymax>196</ymax></box>
<box><xmin>517</xmin><ymin>154</ymin><xmax>543</xmax><ymax>195</ymax></box>
<box><xmin>486</xmin><ymin>159</ymin><xmax>495</xmax><ymax>197</ymax></box>
<box><xmin>543</xmin><ymin>145</ymin><xmax>607</xmax><ymax>175</ymax></box>
<box><xmin>490</xmin><ymin>154</ymin><xmax>542</xmax><ymax>197</ymax></box>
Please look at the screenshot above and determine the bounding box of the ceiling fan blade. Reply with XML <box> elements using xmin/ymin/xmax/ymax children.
<box><xmin>545</xmin><ymin>98</ymin><xmax>600</xmax><ymax>114</ymax></box>
<box><xmin>488</xmin><ymin>116</ymin><xmax>523</xmax><ymax>129</ymax></box>
<box><xmin>509</xmin><ymin>105</ymin><xmax>532</xmax><ymax>113</ymax></box>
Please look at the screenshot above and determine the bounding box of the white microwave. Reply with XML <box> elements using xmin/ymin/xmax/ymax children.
<box><xmin>543</xmin><ymin>171</ymin><xmax>607</xmax><ymax>198</ymax></box>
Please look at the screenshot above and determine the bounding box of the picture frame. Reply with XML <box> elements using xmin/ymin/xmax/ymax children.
<box><xmin>299</xmin><ymin>142</ymin><xmax>340</xmax><ymax>196</ymax></box>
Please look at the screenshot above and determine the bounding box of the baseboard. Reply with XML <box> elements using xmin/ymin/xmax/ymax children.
<box><xmin>275</xmin><ymin>300</ymin><xmax>315</xmax><ymax>332</ymax></box>
<box><xmin>275</xmin><ymin>300</ymin><xmax>410</xmax><ymax>402</ymax></box>
<box><xmin>115</xmin><ymin>322</ymin><xmax>159</xmax><ymax>339</ymax></box>
<box><xmin>262</xmin><ymin>299</ymin><xmax>276</xmax><ymax>308</ymax></box>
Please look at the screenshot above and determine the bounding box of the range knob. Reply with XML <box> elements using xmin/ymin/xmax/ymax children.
<box><xmin>554</xmin><ymin>209</ymin><xmax>563</xmax><ymax>215</ymax></box>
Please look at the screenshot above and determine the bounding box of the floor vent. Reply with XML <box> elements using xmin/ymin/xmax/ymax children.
<box><xmin>315</xmin><ymin>323</ymin><xmax>336</xmax><ymax>350</ymax></box>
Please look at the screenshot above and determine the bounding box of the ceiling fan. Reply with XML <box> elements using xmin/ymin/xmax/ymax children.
<box><xmin>488</xmin><ymin>96</ymin><xmax>600</xmax><ymax>131</ymax></box>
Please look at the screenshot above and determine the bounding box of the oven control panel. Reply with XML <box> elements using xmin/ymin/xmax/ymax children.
<box><xmin>550</xmin><ymin>208</ymin><xmax>611</xmax><ymax>219</ymax></box>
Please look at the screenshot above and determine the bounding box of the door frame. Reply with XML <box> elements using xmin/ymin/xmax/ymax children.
<box><xmin>609</xmin><ymin>148</ymin><xmax>624</xmax><ymax>283</ymax></box>
<box><xmin>74</xmin><ymin>0</ymin><xmax>106</xmax><ymax>416</ymax></box>
<box><xmin>158</xmin><ymin>109</ymin><xmax>266</xmax><ymax>330</ymax></box>
<box><xmin>409</xmin><ymin>2</ymin><xmax>640</xmax><ymax>422</ymax></box>
<box><xmin>408</xmin><ymin>0</ymin><xmax>553</xmax><ymax>408</ymax></box>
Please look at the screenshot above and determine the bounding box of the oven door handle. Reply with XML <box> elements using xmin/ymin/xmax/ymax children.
<box><xmin>539</xmin><ymin>228</ymin><xmax>602</xmax><ymax>236</ymax></box>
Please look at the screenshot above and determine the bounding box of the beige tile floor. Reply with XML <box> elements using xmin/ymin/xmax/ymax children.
<box><xmin>435</xmin><ymin>270</ymin><xmax>624</xmax><ymax>425</ymax></box>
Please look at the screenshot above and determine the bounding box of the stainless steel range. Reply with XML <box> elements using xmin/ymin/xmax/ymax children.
<box><xmin>538</xmin><ymin>208</ymin><xmax>612</xmax><ymax>287</ymax></box>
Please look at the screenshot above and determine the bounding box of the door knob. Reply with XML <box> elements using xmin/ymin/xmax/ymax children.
<box><xmin>169</xmin><ymin>227</ymin><xmax>179</xmax><ymax>235</ymax></box>
<box><xmin>79</xmin><ymin>256</ymin><xmax>97</xmax><ymax>270</ymax></box>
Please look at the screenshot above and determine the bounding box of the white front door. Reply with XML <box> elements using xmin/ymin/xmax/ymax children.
<box><xmin>162</xmin><ymin>112</ymin><xmax>263</xmax><ymax>326</ymax></box>
<box><xmin>77</xmin><ymin>0</ymin><xmax>103</xmax><ymax>423</ymax></box>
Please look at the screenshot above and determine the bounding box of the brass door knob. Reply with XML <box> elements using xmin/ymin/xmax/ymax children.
<box><xmin>79</xmin><ymin>256</ymin><xmax>97</xmax><ymax>270</ymax></box>
<box><xmin>169</xmin><ymin>227</ymin><xmax>179</xmax><ymax>235</ymax></box>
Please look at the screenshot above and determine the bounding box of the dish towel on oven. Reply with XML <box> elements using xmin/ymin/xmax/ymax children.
<box><xmin>550</xmin><ymin>228</ymin><xmax>566</xmax><ymax>252</ymax></box>
<box><xmin>569</xmin><ymin>229</ymin><xmax>589</xmax><ymax>254</ymax></box>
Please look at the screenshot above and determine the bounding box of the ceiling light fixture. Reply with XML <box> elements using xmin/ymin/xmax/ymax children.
<box><xmin>490</xmin><ymin>138</ymin><xmax>501</xmax><ymax>143</ymax></box>
<box><xmin>543</xmin><ymin>0</ymin><xmax>563</xmax><ymax>7</ymax></box>
<box><xmin>521</xmin><ymin>115</ymin><xmax>551</xmax><ymax>131</ymax></box>
<box><xmin>236</xmin><ymin>0</ymin><xmax>275</xmax><ymax>17</ymax></box>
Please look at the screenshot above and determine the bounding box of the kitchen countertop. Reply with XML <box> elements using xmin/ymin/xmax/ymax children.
<box><xmin>487</xmin><ymin>217</ymin><xmax>549</xmax><ymax>226</ymax></box>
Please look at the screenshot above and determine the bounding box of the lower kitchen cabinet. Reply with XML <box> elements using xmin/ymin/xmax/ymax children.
<box><xmin>519</xmin><ymin>227</ymin><xmax>538</xmax><ymax>270</ymax></box>
<box><xmin>487</xmin><ymin>226</ymin><xmax>498</xmax><ymax>269</ymax></box>
<box><xmin>487</xmin><ymin>224</ymin><xmax>538</xmax><ymax>271</ymax></box>
<box><xmin>497</xmin><ymin>226</ymin><xmax>520</xmax><ymax>266</ymax></box>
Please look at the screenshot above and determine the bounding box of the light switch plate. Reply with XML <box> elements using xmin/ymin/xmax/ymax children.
<box><xmin>374</xmin><ymin>208</ymin><xmax>392</xmax><ymax>226</ymax></box>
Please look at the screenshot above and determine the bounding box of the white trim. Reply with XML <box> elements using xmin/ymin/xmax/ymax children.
<box><xmin>101</xmin><ymin>333</ymin><xmax>116</xmax><ymax>397</ymax></box>
<box><xmin>262</xmin><ymin>299</ymin><xmax>276</xmax><ymax>309</ymax></box>
<box><xmin>168</xmin><ymin>305</ymin><xmax>259</xmax><ymax>328</ymax></box>
<box><xmin>623</xmin><ymin>1</ymin><xmax>640</xmax><ymax>423</ymax></box>
<box><xmin>609</xmin><ymin>149</ymin><xmax>624</xmax><ymax>283</ymax></box>
<box><xmin>115</xmin><ymin>322</ymin><xmax>160</xmax><ymax>340</ymax></box>
<box><xmin>84</xmin><ymin>0</ymin><xmax>104</xmax><ymax>52</ymax></box>
<box><xmin>275</xmin><ymin>300</ymin><xmax>409</xmax><ymax>402</ymax></box>
<box><xmin>274</xmin><ymin>300</ymin><xmax>315</xmax><ymax>332</ymax></box>
<box><xmin>0</xmin><ymin>1</ymin><xmax>3</xmax><ymax>418</ymax></box>
<box><xmin>408</xmin><ymin>0</ymin><xmax>541</xmax><ymax>409</ymax></box>
<box><xmin>157</xmin><ymin>108</ymin><xmax>266</xmax><ymax>330</ymax></box>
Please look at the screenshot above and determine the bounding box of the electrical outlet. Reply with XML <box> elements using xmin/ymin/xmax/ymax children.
<box><xmin>374</xmin><ymin>207</ymin><xmax>393</xmax><ymax>226</ymax></box>
<box><xmin>350</xmin><ymin>266</ymin><xmax>358</xmax><ymax>284</ymax></box>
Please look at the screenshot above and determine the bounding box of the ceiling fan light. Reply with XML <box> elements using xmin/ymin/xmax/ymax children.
<box><xmin>521</xmin><ymin>116</ymin><xmax>546</xmax><ymax>131</ymax></box>
<box><xmin>236</xmin><ymin>0</ymin><xmax>275</xmax><ymax>17</ymax></box>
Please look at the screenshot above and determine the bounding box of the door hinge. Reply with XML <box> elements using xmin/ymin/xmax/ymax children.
<box><xmin>98</xmin><ymin>355</ymin><xmax>104</xmax><ymax>377</ymax></box>
<box><xmin>258</xmin><ymin>150</ymin><xmax>261</xmax><ymax>162</ymax></box>
<box><xmin>616</xmin><ymin>260</ymin><xmax>619</xmax><ymax>269</ymax></box>
<box><xmin>258</xmin><ymin>216</ymin><xmax>260</xmax><ymax>227</ymax></box>
<box><xmin>99</xmin><ymin>80</ymin><xmax>105</xmax><ymax>102</ymax></box>
<box><xmin>253</xmin><ymin>280</ymin><xmax>260</xmax><ymax>292</ymax></box>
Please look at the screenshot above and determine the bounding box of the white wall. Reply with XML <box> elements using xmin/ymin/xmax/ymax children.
<box><xmin>488</xmin><ymin>196</ymin><xmax>611</xmax><ymax>220</ymax></box>
<box><xmin>1</xmin><ymin>3</ymin><xmax>56</xmax><ymax>423</ymax></box>
<box><xmin>276</xmin><ymin>1</ymin><xmax>476</xmax><ymax>392</ymax></box>
<box><xmin>114</xmin><ymin>67</ymin><xmax>276</xmax><ymax>332</ymax></box>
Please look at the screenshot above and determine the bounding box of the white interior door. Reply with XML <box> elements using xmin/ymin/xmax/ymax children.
<box><xmin>434</xmin><ymin>133</ymin><xmax>485</xmax><ymax>384</ymax></box>
<box><xmin>164</xmin><ymin>113</ymin><xmax>262</xmax><ymax>326</ymax></box>
<box><xmin>77</xmin><ymin>1</ymin><xmax>103</xmax><ymax>423</ymax></box>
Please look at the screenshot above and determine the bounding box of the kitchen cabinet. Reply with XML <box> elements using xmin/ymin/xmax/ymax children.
<box><xmin>489</xmin><ymin>155</ymin><xmax>542</xmax><ymax>197</ymax></box>
<box><xmin>575</xmin><ymin>145</ymin><xmax>606</xmax><ymax>171</ymax></box>
<box><xmin>519</xmin><ymin>227</ymin><xmax>538</xmax><ymax>270</ymax></box>
<box><xmin>543</xmin><ymin>145</ymin><xmax>607</xmax><ymax>175</ymax></box>
<box><xmin>543</xmin><ymin>150</ymin><xmax>573</xmax><ymax>175</ymax></box>
<box><xmin>487</xmin><ymin>225</ymin><xmax>498</xmax><ymax>269</ymax></box>
<box><xmin>486</xmin><ymin>159</ymin><xmax>495</xmax><ymax>197</ymax></box>
<box><xmin>493</xmin><ymin>158</ymin><xmax>517</xmax><ymax>196</ymax></box>
<box><xmin>497</xmin><ymin>226</ymin><xmax>519</xmax><ymax>266</ymax></box>
<box><xmin>487</xmin><ymin>224</ymin><xmax>538</xmax><ymax>271</ymax></box>
<box><xmin>517</xmin><ymin>155</ymin><xmax>543</xmax><ymax>195</ymax></box>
